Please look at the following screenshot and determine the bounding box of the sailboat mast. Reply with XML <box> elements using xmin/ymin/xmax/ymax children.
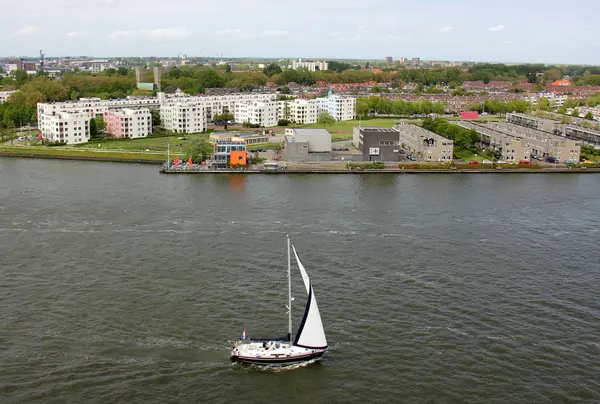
<box><xmin>287</xmin><ymin>235</ymin><xmax>292</xmax><ymax>342</ymax></box>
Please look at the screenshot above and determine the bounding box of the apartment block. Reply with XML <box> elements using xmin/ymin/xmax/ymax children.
<box><xmin>564</xmin><ymin>124</ymin><xmax>600</xmax><ymax>147</ymax></box>
<box><xmin>38</xmin><ymin>111</ymin><xmax>91</xmax><ymax>145</ymax></box>
<box><xmin>234</xmin><ymin>101</ymin><xmax>278</xmax><ymax>127</ymax></box>
<box><xmin>394</xmin><ymin>123</ymin><xmax>454</xmax><ymax>162</ymax></box>
<box><xmin>291</xmin><ymin>59</ymin><xmax>328</xmax><ymax>71</ymax></box>
<box><xmin>457</xmin><ymin>121</ymin><xmax>529</xmax><ymax>162</ymax></box>
<box><xmin>318</xmin><ymin>94</ymin><xmax>355</xmax><ymax>121</ymax></box>
<box><xmin>463</xmin><ymin>121</ymin><xmax>580</xmax><ymax>162</ymax></box>
<box><xmin>0</xmin><ymin>90</ymin><xmax>16</xmax><ymax>104</ymax></box>
<box><xmin>160</xmin><ymin>103</ymin><xmax>207</xmax><ymax>133</ymax></box>
<box><xmin>104</xmin><ymin>108</ymin><xmax>152</xmax><ymax>138</ymax></box>
<box><xmin>277</xmin><ymin>99</ymin><xmax>319</xmax><ymax>124</ymax></box>
<box><xmin>505</xmin><ymin>112</ymin><xmax>561</xmax><ymax>134</ymax></box>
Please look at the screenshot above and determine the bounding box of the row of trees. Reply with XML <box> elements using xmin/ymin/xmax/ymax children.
<box><xmin>356</xmin><ymin>96</ymin><xmax>448</xmax><ymax>116</ymax></box>
<box><xmin>421</xmin><ymin>117</ymin><xmax>480</xmax><ymax>155</ymax></box>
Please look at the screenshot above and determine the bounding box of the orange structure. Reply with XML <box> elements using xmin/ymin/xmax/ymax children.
<box><xmin>229</xmin><ymin>151</ymin><xmax>247</xmax><ymax>168</ymax></box>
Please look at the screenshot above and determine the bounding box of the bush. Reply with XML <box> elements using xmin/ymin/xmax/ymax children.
<box><xmin>346</xmin><ymin>162</ymin><xmax>385</xmax><ymax>170</ymax></box>
<box><xmin>278</xmin><ymin>119</ymin><xmax>290</xmax><ymax>126</ymax></box>
<box><xmin>250</xmin><ymin>156</ymin><xmax>265</xmax><ymax>164</ymax></box>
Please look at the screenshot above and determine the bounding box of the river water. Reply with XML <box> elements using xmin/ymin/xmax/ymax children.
<box><xmin>1</xmin><ymin>158</ymin><xmax>599</xmax><ymax>403</ymax></box>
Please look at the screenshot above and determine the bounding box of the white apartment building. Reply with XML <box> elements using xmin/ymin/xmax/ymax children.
<box><xmin>37</xmin><ymin>92</ymin><xmax>279</xmax><ymax>140</ymax></box>
<box><xmin>235</xmin><ymin>101</ymin><xmax>278</xmax><ymax>127</ymax></box>
<box><xmin>104</xmin><ymin>108</ymin><xmax>152</xmax><ymax>138</ymax></box>
<box><xmin>318</xmin><ymin>94</ymin><xmax>356</xmax><ymax>121</ymax></box>
<box><xmin>277</xmin><ymin>99</ymin><xmax>319</xmax><ymax>124</ymax></box>
<box><xmin>39</xmin><ymin>111</ymin><xmax>91</xmax><ymax>145</ymax></box>
<box><xmin>0</xmin><ymin>90</ymin><xmax>16</xmax><ymax>103</ymax></box>
<box><xmin>160</xmin><ymin>103</ymin><xmax>207</xmax><ymax>133</ymax></box>
<box><xmin>291</xmin><ymin>59</ymin><xmax>328</xmax><ymax>72</ymax></box>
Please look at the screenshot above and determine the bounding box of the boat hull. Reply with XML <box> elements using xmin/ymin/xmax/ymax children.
<box><xmin>231</xmin><ymin>350</ymin><xmax>325</xmax><ymax>365</ymax></box>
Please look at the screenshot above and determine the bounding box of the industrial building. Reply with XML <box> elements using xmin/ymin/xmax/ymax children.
<box><xmin>283</xmin><ymin>128</ymin><xmax>332</xmax><ymax>162</ymax></box>
<box><xmin>394</xmin><ymin>123</ymin><xmax>454</xmax><ymax>162</ymax></box>
<box><xmin>352</xmin><ymin>127</ymin><xmax>402</xmax><ymax>161</ymax></box>
<box><xmin>103</xmin><ymin>108</ymin><xmax>152</xmax><ymax>138</ymax></box>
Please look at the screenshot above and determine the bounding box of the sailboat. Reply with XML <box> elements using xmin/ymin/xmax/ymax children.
<box><xmin>230</xmin><ymin>236</ymin><xmax>328</xmax><ymax>365</ymax></box>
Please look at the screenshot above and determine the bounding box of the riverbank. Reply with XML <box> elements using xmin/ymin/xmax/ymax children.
<box><xmin>0</xmin><ymin>147</ymin><xmax>165</xmax><ymax>164</ymax></box>
<box><xmin>160</xmin><ymin>167</ymin><xmax>600</xmax><ymax>174</ymax></box>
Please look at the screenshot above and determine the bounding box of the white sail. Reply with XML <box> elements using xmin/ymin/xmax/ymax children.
<box><xmin>291</xmin><ymin>246</ymin><xmax>328</xmax><ymax>349</ymax></box>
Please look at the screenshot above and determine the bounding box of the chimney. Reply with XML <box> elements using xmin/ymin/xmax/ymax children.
<box><xmin>153</xmin><ymin>66</ymin><xmax>162</xmax><ymax>92</ymax></box>
<box><xmin>135</xmin><ymin>67</ymin><xmax>143</xmax><ymax>84</ymax></box>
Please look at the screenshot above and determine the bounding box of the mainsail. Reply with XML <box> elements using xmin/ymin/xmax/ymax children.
<box><xmin>291</xmin><ymin>245</ymin><xmax>328</xmax><ymax>349</ymax></box>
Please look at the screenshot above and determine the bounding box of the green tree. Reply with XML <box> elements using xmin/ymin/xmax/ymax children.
<box><xmin>537</xmin><ymin>97</ymin><xmax>550</xmax><ymax>111</ymax></box>
<box><xmin>356</xmin><ymin>98</ymin><xmax>370</xmax><ymax>117</ymax></box>
<box><xmin>213</xmin><ymin>112</ymin><xmax>235</xmax><ymax>130</ymax></box>
<box><xmin>117</xmin><ymin>67</ymin><xmax>129</xmax><ymax>76</ymax></box>
<box><xmin>89</xmin><ymin>118</ymin><xmax>98</xmax><ymax>138</ymax></box>
<box><xmin>263</xmin><ymin>63</ymin><xmax>282</xmax><ymax>77</ymax></box>
<box><xmin>183</xmin><ymin>136</ymin><xmax>214</xmax><ymax>163</ymax></box>
<box><xmin>13</xmin><ymin>70</ymin><xmax>30</xmax><ymax>86</ymax></box>
<box><xmin>225</xmin><ymin>64</ymin><xmax>232</xmax><ymax>73</ymax></box>
<box><xmin>572</xmin><ymin>108</ymin><xmax>580</xmax><ymax>117</ymax></box>
<box><xmin>317</xmin><ymin>111</ymin><xmax>335</xmax><ymax>129</ymax></box>
<box><xmin>584</xmin><ymin>111</ymin><xmax>594</xmax><ymax>120</ymax></box>
<box><xmin>150</xmin><ymin>109</ymin><xmax>161</xmax><ymax>129</ymax></box>
<box><xmin>70</xmin><ymin>90</ymin><xmax>79</xmax><ymax>101</ymax></box>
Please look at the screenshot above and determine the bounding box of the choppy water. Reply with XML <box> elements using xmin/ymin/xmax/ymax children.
<box><xmin>1</xmin><ymin>158</ymin><xmax>599</xmax><ymax>403</ymax></box>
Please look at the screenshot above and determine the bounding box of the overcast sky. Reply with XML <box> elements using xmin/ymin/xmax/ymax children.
<box><xmin>1</xmin><ymin>0</ymin><xmax>599</xmax><ymax>64</ymax></box>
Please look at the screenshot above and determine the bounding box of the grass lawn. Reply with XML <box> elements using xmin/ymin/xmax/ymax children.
<box><xmin>454</xmin><ymin>149</ymin><xmax>487</xmax><ymax>162</ymax></box>
<box><xmin>75</xmin><ymin>133</ymin><xmax>208</xmax><ymax>152</ymax></box>
<box><xmin>0</xmin><ymin>146</ymin><xmax>166</xmax><ymax>161</ymax></box>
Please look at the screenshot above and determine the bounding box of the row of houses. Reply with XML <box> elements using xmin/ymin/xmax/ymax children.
<box><xmin>36</xmin><ymin>92</ymin><xmax>357</xmax><ymax>144</ymax></box>
<box><xmin>352</xmin><ymin>125</ymin><xmax>454</xmax><ymax>162</ymax></box>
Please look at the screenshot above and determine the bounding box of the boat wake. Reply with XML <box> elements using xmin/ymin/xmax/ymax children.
<box><xmin>233</xmin><ymin>357</ymin><xmax>321</xmax><ymax>372</ymax></box>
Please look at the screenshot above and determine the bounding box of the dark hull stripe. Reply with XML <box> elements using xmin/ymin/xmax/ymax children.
<box><xmin>232</xmin><ymin>352</ymin><xmax>324</xmax><ymax>365</ymax></box>
<box><xmin>294</xmin><ymin>344</ymin><xmax>328</xmax><ymax>350</ymax></box>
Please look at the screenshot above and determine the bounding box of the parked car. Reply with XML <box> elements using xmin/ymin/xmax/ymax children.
<box><xmin>482</xmin><ymin>160</ymin><xmax>492</xmax><ymax>164</ymax></box>
<box><xmin>564</xmin><ymin>159</ymin><xmax>576</xmax><ymax>165</ymax></box>
<box><xmin>407</xmin><ymin>155</ymin><xmax>416</xmax><ymax>161</ymax></box>
<box><xmin>469</xmin><ymin>160</ymin><xmax>480</xmax><ymax>165</ymax></box>
<box><xmin>546</xmin><ymin>156</ymin><xmax>560</xmax><ymax>163</ymax></box>
<box><xmin>519</xmin><ymin>160</ymin><xmax>531</xmax><ymax>165</ymax></box>
<box><xmin>496</xmin><ymin>160</ymin><xmax>507</xmax><ymax>164</ymax></box>
<box><xmin>531</xmin><ymin>154</ymin><xmax>538</xmax><ymax>160</ymax></box>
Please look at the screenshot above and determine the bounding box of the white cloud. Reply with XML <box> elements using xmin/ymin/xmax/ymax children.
<box><xmin>12</xmin><ymin>25</ymin><xmax>40</xmax><ymax>36</ymax></box>
<box><xmin>217</xmin><ymin>28</ymin><xmax>242</xmax><ymax>35</ymax></box>
<box><xmin>441</xmin><ymin>26</ymin><xmax>453</xmax><ymax>33</ymax></box>
<box><xmin>109</xmin><ymin>27</ymin><xmax>191</xmax><ymax>40</ymax></box>
<box><xmin>262</xmin><ymin>30</ymin><xmax>289</xmax><ymax>36</ymax></box>
<box><xmin>66</xmin><ymin>31</ymin><xmax>90</xmax><ymax>38</ymax></box>
<box><xmin>489</xmin><ymin>24</ymin><xmax>505</xmax><ymax>32</ymax></box>
<box><xmin>502</xmin><ymin>40</ymin><xmax>514</xmax><ymax>44</ymax></box>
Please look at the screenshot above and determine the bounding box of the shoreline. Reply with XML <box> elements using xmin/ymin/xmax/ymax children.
<box><xmin>160</xmin><ymin>168</ymin><xmax>600</xmax><ymax>174</ymax></box>
<box><xmin>2</xmin><ymin>152</ymin><xmax>599</xmax><ymax>173</ymax></box>
<box><xmin>0</xmin><ymin>152</ymin><xmax>163</xmax><ymax>165</ymax></box>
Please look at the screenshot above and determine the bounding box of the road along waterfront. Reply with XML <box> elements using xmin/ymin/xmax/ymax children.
<box><xmin>1</xmin><ymin>158</ymin><xmax>599</xmax><ymax>404</ymax></box>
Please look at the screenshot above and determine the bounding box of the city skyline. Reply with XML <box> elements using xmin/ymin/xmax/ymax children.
<box><xmin>1</xmin><ymin>0</ymin><xmax>600</xmax><ymax>64</ymax></box>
